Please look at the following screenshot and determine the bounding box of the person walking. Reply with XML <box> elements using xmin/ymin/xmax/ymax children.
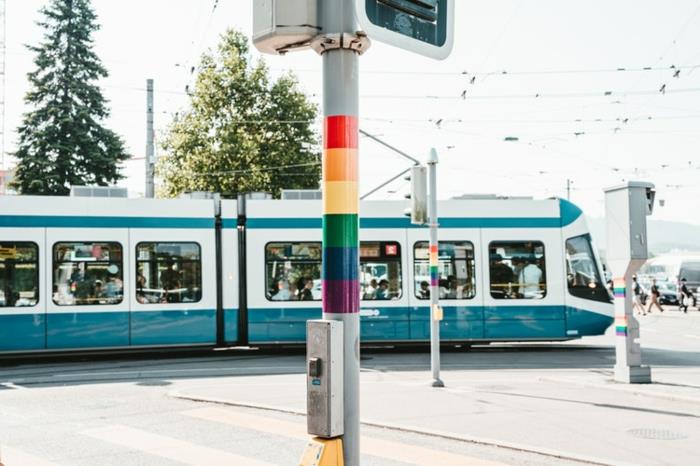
<box><xmin>632</xmin><ymin>275</ymin><xmax>645</xmax><ymax>316</ymax></box>
<box><xmin>679</xmin><ymin>278</ymin><xmax>692</xmax><ymax>313</ymax></box>
<box><xmin>646</xmin><ymin>278</ymin><xmax>664</xmax><ymax>314</ymax></box>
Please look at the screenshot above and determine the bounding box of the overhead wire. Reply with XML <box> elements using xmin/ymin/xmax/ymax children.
<box><xmin>268</xmin><ymin>63</ymin><xmax>700</xmax><ymax>78</ymax></box>
<box><xmin>102</xmin><ymin>83</ymin><xmax>700</xmax><ymax>101</ymax></box>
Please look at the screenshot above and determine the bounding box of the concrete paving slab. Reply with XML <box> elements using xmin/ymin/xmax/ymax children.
<box><xmin>171</xmin><ymin>364</ymin><xmax>700</xmax><ymax>466</ymax></box>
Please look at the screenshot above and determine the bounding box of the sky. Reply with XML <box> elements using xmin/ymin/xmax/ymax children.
<box><xmin>3</xmin><ymin>0</ymin><xmax>700</xmax><ymax>225</ymax></box>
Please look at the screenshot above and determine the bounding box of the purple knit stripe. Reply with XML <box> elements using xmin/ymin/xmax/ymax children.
<box><xmin>323</xmin><ymin>279</ymin><xmax>360</xmax><ymax>314</ymax></box>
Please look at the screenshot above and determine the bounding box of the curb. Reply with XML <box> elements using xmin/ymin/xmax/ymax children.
<box><xmin>539</xmin><ymin>376</ymin><xmax>700</xmax><ymax>405</ymax></box>
<box><xmin>169</xmin><ymin>391</ymin><xmax>628</xmax><ymax>466</ymax></box>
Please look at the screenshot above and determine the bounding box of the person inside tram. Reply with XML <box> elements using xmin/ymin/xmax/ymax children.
<box><xmin>363</xmin><ymin>279</ymin><xmax>378</xmax><ymax>300</ymax></box>
<box><xmin>136</xmin><ymin>268</ymin><xmax>146</xmax><ymax>293</ymax></box>
<box><xmin>104</xmin><ymin>274</ymin><xmax>123</xmax><ymax>303</ymax></box>
<box><xmin>289</xmin><ymin>281</ymin><xmax>299</xmax><ymax>300</ymax></box>
<box><xmin>438</xmin><ymin>278</ymin><xmax>450</xmax><ymax>299</ymax></box>
<box><xmin>272</xmin><ymin>280</ymin><xmax>292</xmax><ymax>301</ymax></box>
<box><xmin>490</xmin><ymin>254</ymin><xmax>514</xmax><ymax>298</ymax></box>
<box><xmin>518</xmin><ymin>257</ymin><xmax>543</xmax><ymax>299</ymax></box>
<box><xmin>93</xmin><ymin>280</ymin><xmax>106</xmax><ymax>303</ymax></box>
<box><xmin>446</xmin><ymin>275</ymin><xmax>462</xmax><ymax>299</ymax></box>
<box><xmin>419</xmin><ymin>280</ymin><xmax>430</xmax><ymax>299</ymax></box>
<box><xmin>375</xmin><ymin>280</ymin><xmax>390</xmax><ymax>300</ymax></box>
<box><xmin>70</xmin><ymin>263</ymin><xmax>94</xmax><ymax>304</ymax></box>
<box><xmin>160</xmin><ymin>258</ymin><xmax>182</xmax><ymax>303</ymax></box>
<box><xmin>299</xmin><ymin>277</ymin><xmax>314</xmax><ymax>301</ymax></box>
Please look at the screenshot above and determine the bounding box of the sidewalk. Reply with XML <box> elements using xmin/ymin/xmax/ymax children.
<box><xmin>170</xmin><ymin>363</ymin><xmax>700</xmax><ymax>466</ymax></box>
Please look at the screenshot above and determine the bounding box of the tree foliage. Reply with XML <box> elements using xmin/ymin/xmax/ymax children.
<box><xmin>11</xmin><ymin>0</ymin><xmax>128</xmax><ymax>195</ymax></box>
<box><xmin>158</xmin><ymin>30</ymin><xmax>320</xmax><ymax>199</ymax></box>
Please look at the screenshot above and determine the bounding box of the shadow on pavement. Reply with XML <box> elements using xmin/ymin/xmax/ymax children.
<box><xmin>1</xmin><ymin>342</ymin><xmax>698</xmax><ymax>389</ymax></box>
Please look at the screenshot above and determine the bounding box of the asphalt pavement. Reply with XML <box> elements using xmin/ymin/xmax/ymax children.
<box><xmin>0</xmin><ymin>308</ymin><xmax>698</xmax><ymax>465</ymax></box>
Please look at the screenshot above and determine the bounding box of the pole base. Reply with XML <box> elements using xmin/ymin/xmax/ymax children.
<box><xmin>299</xmin><ymin>437</ymin><xmax>344</xmax><ymax>466</ymax></box>
<box><xmin>431</xmin><ymin>379</ymin><xmax>445</xmax><ymax>388</ymax></box>
<box><xmin>614</xmin><ymin>364</ymin><xmax>652</xmax><ymax>384</ymax></box>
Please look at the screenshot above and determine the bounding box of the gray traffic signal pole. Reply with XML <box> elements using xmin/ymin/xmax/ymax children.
<box><xmin>145</xmin><ymin>79</ymin><xmax>155</xmax><ymax>198</ymax></box>
<box><xmin>428</xmin><ymin>148</ymin><xmax>444</xmax><ymax>387</ymax></box>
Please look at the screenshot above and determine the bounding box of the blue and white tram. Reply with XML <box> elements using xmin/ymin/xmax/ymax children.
<box><xmin>243</xmin><ymin>198</ymin><xmax>613</xmax><ymax>344</ymax></box>
<box><xmin>0</xmin><ymin>195</ymin><xmax>613</xmax><ymax>354</ymax></box>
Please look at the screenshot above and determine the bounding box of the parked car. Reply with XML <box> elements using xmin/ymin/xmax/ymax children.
<box><xmin>656</xmin><ymin>281</ymin><xmax>679</xmax><ymax>306</ymax></box>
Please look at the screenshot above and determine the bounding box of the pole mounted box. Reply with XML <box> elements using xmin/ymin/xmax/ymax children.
<box><xmin>253</xmin><ymin>0</ymin><xmax>321</xmax><ymax>55</ymax></box>
<box><xmin>356</xmin><ymin>0</ymin><xmax>454</xmax><ymax>59</ymax></box>
<box><xmin>604</xmin><ymin>181</ymin><xmax>656</xmax><ymax>272</ymax></box>
<box><xmin>306</xmin><ymin>320</ymin><xmax>344</xmax><ymax>438</ymax></box>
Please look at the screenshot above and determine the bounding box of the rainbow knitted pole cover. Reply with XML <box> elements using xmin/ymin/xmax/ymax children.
<box><xmin>430</xmin><ymin>244</ymin><xmax>439</xmax><ymax>287</ymax></box>
<box><xmin>612</xmin><ymin>278</ymin><xmax>625</xmax><ymax>299</ymax></box>
<box><xmin>613</xmin><ymin>278</ymin><xmax>627</xmax><ymax>336</ymax></box>
<box><xmin>615</xmin><ymin>316</ymin><xmax>628</xmax><ymax>337</ymax></box>
<box><xmin>322</xmin><ymin>115</ymin><xmax>360</xmax><ymax>315</ymax></box>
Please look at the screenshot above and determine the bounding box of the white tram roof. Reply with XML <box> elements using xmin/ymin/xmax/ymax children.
<box><xmin>0</xmin><ymin>195</ymin><xmax>215</xmax><ymax>218</ymax></box>
<box><xmin>244</xmin><ymin>198</ymin><xmax>583</xmax><ymax>230</ymax></box>
<box><xmin>246</xmin><ymin>199</ymin><xmax>564</xmax><ymax>220</ymax></box>
<box><xmin>0</xmin><ymin>195</ymin><xmax>584</xmax><ymax>230</ymax></box>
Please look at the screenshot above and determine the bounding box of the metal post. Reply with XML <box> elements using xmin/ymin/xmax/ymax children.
<box><xmin>145</xmin><ymin>79</ymin><xmax>155</xmax><ymax>198</ymax></box>
<box><xmin>321</xmin><ymin>1</ymin><xmax>360</xmax><ymax>464</ymax></box>
<box><xmin>566</xmin><ymin>179</ymin><xmax>571</xmax><ymax>201</ymax></box>
<box><xmin>605</xmin><ymin>182</ymin><xmax>653</xmax><ymax>384</ymax></box>
<box><xmin>428</xmin><ymin>148</ymin><xmax>444</xmax><ymax>387</ymax></box>
<box><xmin>0</xmin><ymin>0</ymin><xmax>6</xmax><ymax>171</ymax></box>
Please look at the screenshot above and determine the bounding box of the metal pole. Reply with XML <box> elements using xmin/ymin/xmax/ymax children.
<box><xmin>321</xmin><ymin>1</ymin><xmax>360</xmax><ymax>464</ymax></box>
<box><xmin>0</xmin><ymin>0</ymin><xmax>6</xmax><ymax>171</ymax></box>
<box><xmin>361</xmin><ymin>167</ymin><xmax>411</xmax><ymax>200</ymax></box>
<box><xmin>145</xmin><ymin>79</ymin><xmax>155</xmax><ymax>198</ymax></box>
<box><xmin>428</xmin><ymin>148</ymin><xmax>444</xmax><ymax>387</ymax></box>
<box><xmin>359</xmin><ymin>129</ymin><xmax>422</xmax><ymax>165</ymax></box>
<box><xmin>566</xmin><ymin>179</ymin><xmax>571</xmax><ymax>201</ymax></box>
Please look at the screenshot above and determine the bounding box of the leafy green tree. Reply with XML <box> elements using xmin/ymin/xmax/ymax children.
<box><xmin>11</xmin><ymin>0</ymin><xmax>127</xmax><ymax>195</ymax></box>
<box><xmin>158</xmin><ymin>30</ymin><xmax>320</xmax><ymax>198</ymax></box>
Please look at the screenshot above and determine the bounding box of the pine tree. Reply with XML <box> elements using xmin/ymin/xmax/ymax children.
<box><xmin>158</xmin><ymin>30</ymin><xmax>320</xmax><ymax>198</ymax></box>
<box><xmin>11</xmin><ymin>0</ymin><xmax>128</xmax><ymax>195</ymax></box>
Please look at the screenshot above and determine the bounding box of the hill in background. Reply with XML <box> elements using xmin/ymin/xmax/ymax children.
<box><xmin>588</xmin><ymin>217</ymin><xmax>700</xmax><ymax>256</ymax></box>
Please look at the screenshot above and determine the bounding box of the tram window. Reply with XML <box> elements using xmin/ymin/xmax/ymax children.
<box><xmin>566</xmin><ymin>235</ymin><xmax>611</xmax><ymax>303</ymax></box>
<box><xmin>361</xmin><ymin>242</ymin><xmax>402</xmax><ymax>300</ymax></box>
<box><xmin>136</xmin><ymin>243</ymin><xmax>202</xmax><ymax>304</ymax></box>
<box><xmin>414</xmin><ymin>242</ymin><xmax>476</xmax><ymax>300</ymax></box>
<box><xmin>0</xmin><ymin>242</ymin><xmax>39</xmax><ymax>307</ymax></box>
<box><xmin>266</xmin><ymin>242</ymin><xmax>321</xmax><ymax>301</ymax></box>
<box><xmin>489</xmin><ymin>241</ymin><xmax>546</xmax><ymax>300</ymax></box>
<box><xmin>53</xmin><ymin>242</ymin><xmax>123</xmax><ymax>306</ymax></box>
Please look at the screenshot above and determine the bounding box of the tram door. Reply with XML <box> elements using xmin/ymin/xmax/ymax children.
<box><xmin>406</xmin><ymin>228</ymin><xmax>484</xmax><ymax>341</ymax></box>
<box><xmin>0</xmin><ymin>228</ymin><xmax>45</xmax><ymax>352</ymax></box>
<box><xmin>481</xmin><ymin>229</ymin><xmax>566</xmax><ymax>340</ymax></box>
<box><xmin>220</xmin><ymin>200</ymin><xmax>239</xmax><ymax>344</ymax></box>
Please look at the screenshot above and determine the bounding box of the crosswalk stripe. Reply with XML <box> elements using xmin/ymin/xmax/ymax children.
<box><xmin>184</xmin><ymin>407</ymin><xmax>507</xmax><ymax>466</ymax></box>
<box><xmin>0</xmin><ymin>446</ymin><xmax>57</xmax><ymax>466</ymax></box>
<box><xmin>82</xmin><ymin>425</ymin><xmax>276</xmax><ymax>466</ymax></box>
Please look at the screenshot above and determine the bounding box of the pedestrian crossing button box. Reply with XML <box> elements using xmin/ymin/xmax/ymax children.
<box><xmin>308</xmin><ymin>357</ymin><xmax>322</xmax><ymax>378</ymax></box>
<box><xmin>306</xmin><ymin>320</ymin><xmax>344</xmax><ymax>438</ymax></box>
<box><xmin>604</xmin><ymin>181</ymin><xmax>656</xmax><ymax>264</ymax></box>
